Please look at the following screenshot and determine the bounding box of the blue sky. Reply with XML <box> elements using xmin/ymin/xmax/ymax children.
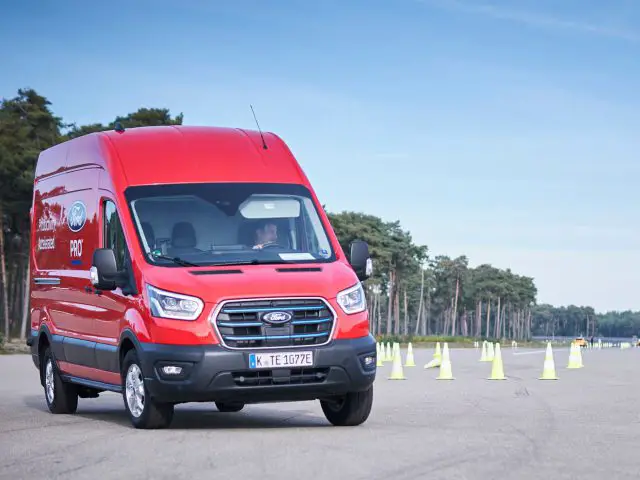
<box><xmin>3</xmin><ymin>0</ymin><xmax>640</xmax><ymax>312</ymax></box>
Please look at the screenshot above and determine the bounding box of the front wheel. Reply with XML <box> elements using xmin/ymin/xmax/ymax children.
<box><xmin>121</xmin><ymin>350</ymin><xmax>174</xmax><ymax>429</ymax></box>
<box><xmin>42</xmin><ymin>347</ymin><xmax>78</xmax><ymax>414</ymax></box>
<box><xmin>320</xmin><ymin>386</ymin><xmax>373</xmax><ymax>426</ymax></box>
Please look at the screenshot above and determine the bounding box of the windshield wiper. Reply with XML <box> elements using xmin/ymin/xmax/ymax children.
<box><xmin>150</xmin><ymin>252</ymin><xmax>199</xmax><ymax>267</ymax></box>
<box><xmin>205</xmin><ymin>258</ymin><xmax>289</xmax><ymax>266</ymax></box>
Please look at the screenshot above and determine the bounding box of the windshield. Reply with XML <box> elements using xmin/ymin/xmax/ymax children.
<box><xmin>124</xmin><ymin>183</ymin><xmax>335</xmax><ymax>267</ymax></box>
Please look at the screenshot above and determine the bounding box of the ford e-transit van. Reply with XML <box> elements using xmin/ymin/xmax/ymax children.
<box><xmin>27</xmin><ymin>125</ymin><xmax>375</xmax><ymax>429</ymax></box>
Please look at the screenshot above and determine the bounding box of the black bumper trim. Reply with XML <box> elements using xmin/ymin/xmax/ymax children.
<box><xmin>138</xmin><ymin>335</ymin><xmax>377</xmax><ymax>404</ymax></box>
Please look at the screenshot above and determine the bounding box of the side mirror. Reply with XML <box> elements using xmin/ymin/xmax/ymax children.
<box><xmin>90</xmin><ymin>248</ymin><xmax>121</xmax><ymax>290</ymax></box>
<box><xmin>349</xmin><ymin>240</ymin><xmax>373</xmax><ymax>281</ymax></box>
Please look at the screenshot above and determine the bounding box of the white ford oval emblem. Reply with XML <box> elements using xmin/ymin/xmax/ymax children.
<box><xmin>67</xmin><ymin>201</ymin><xmax>87</xmax><ymax>233</ymax></box>
<box><xmin>262</xmin><ymin>311</ymin><xmax>292</xmax><ymax>324</ymax></box>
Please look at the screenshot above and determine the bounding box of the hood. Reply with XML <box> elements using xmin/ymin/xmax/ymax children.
<box><xmin>139</xmin><ymin>260</ymin><xmax>359</xmax><ymax>303</ymax></box>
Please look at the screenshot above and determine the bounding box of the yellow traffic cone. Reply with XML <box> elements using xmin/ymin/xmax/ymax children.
<box><xmin>567</xmin><ymin>342</ymin><xmax>583</xmax><ymax>369</ymax></box>
<box><xmin>436</xmin><ymin>343</ymin><xmax>454</xmax><ymax>380</ymax></box>
<box><xmin>539</xmin><ymin>342</ymin><xmax>558</xmax><ymax>380</ymax></box>
<box><xmin>388</xmin><ymin>343</ymin><xmax>406</xmax><ymax>380</ymax></box>
<box><xmin>424</xmin><ymin>342</ymin><xmax>442</xmax><ymax>368</ymax></box>
<box><xmin>576</xmin><ymin>343</ymin><xmax>584</xmax><ymax>367</ymax></box>
<box><xmin>404</xmin><ymin>342</ymin><xmax>416</xmax><ymax>367</ymax></box>
<box><xmin>376</xmin><ymin>343</ymin><xmax>384</xmax><ymax>367</ymax></box>
<box><xmin>488</xmin><ymin>343</ymin><xmax>506</xmax><ymax>380</ymax></box>
<box><xmin>479</xmin><ymin>341</ymin><xmax>489</xmax><ymax>361</ymax></box>
<box><xmin>487</xmin><ymin>342</ymin><xmax>495</xmax><ymax>361</ymax></box>
<box><xmin>385</xmin><ymin>342</ymin><xmax>391</xmax><ymax>361</ymax></box>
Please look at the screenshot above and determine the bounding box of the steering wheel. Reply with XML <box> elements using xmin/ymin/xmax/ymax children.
<box><xmin>260</xmin><ymin>242</ymin><xmax>285</xmax><ymax>249</ymax></box>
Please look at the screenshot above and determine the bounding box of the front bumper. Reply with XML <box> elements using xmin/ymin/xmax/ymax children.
<box><xmin>139</xmin><ymin>335</ymin><xmax>377</xmax><ymax>404</ymax></box>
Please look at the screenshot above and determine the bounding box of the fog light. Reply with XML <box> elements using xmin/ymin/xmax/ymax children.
<box><xmin>358</xmin><ymin>352</ymin><xmax>377</xmax><ymax>370</ymax></box>
<box><xmin>162</xmin><ymin>366</ymin><xmax>183</xmax><ymax>375</ymax></box>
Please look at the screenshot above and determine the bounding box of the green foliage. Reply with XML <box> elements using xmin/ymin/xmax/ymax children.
<box><xmin>327</xmin><ymin>211</ymin><xmax>427</xmax><ymax>292</ymax></box>
<box><xmin>597</xmin><ymin>311</ymin><xmax>640</xmax><ymax>337</ymax></box>
<box><xmin>65</xmin><ymin>107</ymin><xmax>184</xmax><ymax>139</ymax></box>
<box><xmin>0</xmin><ymin>89</ymin><xmax>65</xmax><ymax>222</ymax></box>
<box><xmin>530</xmin><ymin>304</ymin><xmax>635</xmax><ymax>339</ymax></box>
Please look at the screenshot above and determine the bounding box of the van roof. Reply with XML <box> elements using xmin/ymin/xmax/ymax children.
<box><xmin>36</xmin><ymin>125</ymin><xmax>309</xmax><ymax>188</ymax></box>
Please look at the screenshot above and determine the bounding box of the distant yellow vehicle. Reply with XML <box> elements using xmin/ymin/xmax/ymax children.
<box><xmin>574</xmin><ymin>337</ymin><xmax>588</xmax><ymax>347</ymax></box>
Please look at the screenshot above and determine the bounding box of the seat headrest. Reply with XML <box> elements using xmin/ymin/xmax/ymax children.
<box><xmin>172</xmin><ymin>222</ymin><xmax>197</xmax><ymax>249</ymax></box>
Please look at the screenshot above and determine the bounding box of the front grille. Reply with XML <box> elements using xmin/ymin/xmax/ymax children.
<box><xmin>232</xmin><ymin>368</ymin><xmax>330</xmax><ymax>386</ymax></box>
<box><xmin>214</xmin><ymin>298</ymin><xmax>335</xmax><ymax>349</ymax></box>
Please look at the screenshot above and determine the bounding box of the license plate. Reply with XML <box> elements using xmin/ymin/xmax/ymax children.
<box><xmin>248</xmin><ymin>351</ymin><xmax>313</xmax><ymax>369</ymax></box>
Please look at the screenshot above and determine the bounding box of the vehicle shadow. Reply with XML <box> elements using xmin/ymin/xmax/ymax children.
<box><xmin>164</xmin><ymin>407</ymin><xmax>329</xmax><ymax>430</ymax></box>
<box><xmin>23</xmin><ymin>395</ymin><xmax>330</xmax><ymax>430</ymax></box>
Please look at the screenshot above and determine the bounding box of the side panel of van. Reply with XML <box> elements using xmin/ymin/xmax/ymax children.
<box><xmin>31</xmin><ymin>166</ymin><xmax>115</xmax><ymax>380</ymax></box>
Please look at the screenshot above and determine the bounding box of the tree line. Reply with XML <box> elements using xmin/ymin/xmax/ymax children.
<box><xmin>1</xmin><ymin>87</ymin><xmax>639</xmax><ymax>344</ymax></box>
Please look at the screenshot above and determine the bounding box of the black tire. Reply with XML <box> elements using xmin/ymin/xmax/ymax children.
<box><xmin>215</xmin><ymin>401</ymin><xmax>245</xmax><ymax>412</ymax></box>
<box><xmin>121</xmin><ymin>349</ymin><xmax>174</xmax><ymax>429</ymax></box>
<box><xmin>42</xmin><ymin>347</ymin><xmax>78</xmax><ymax>414</ymax></box>
<box><xmin>320</xmin><ymin>386</ymin><xmax>373</xmax><ymax>426</ymax></box>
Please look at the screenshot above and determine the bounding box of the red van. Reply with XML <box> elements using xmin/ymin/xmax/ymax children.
<box><xmin>27</xmin><ymin>125</ymin><xmax>375</xmax><ymax>429</ymax></box>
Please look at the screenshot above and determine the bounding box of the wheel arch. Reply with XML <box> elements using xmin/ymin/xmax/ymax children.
<box><xmin>36</xmin><ymin>325</ymin><xmax>54</xmax><ymax>386</ymax></box>
<box><xmin>118</xmin><ymin>329</ymin><xmax>142</xmax><ymax>375</ymax></box>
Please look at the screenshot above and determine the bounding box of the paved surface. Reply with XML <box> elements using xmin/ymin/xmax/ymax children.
<box><xmin>1</xmin><ymin>346</ymin><xmax>639</xmax><ymax>480</ymax></box>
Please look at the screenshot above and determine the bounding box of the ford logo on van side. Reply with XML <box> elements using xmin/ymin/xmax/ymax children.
<box><xmin>262</xmin><ymin>311</ymin><xmax>292</xmax><ymax>324</ymax></box>
<box><xmin>67</xmin><ymin>201</ymin><xmax>87</xmax><ymax>232</ymax></box>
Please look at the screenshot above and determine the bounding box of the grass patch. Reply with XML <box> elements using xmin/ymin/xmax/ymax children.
<box><xmin>0</xmin><ymin>338</ymin><xmax>30</xmax><ymax>355</ymax></box>
<box><xmin>375</xmin><ymin>335</ymin><xmax>548</xmax><ymax>348</ymax></box>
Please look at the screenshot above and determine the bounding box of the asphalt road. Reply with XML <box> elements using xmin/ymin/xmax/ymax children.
<box><xmin>1</xmin><ymin>346</ymin><xmax>638</xmax><ymax>480</ymax></box>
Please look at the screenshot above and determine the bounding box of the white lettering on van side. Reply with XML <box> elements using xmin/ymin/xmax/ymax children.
<box><xmin>37</xmin><ymin>237</ymin><xmax>55</xmax><ymax>251</ymax></box>
<box><xmin>70</xmin><ymin>239</ymin><xmax>83</xmax><ymax>257</ymax></box>
<box><xmin>37</xmin><ymin>217</ymin><xmax>57</xmax><ymax>232</ymax></box>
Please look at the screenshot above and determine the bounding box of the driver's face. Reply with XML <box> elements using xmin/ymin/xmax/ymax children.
<box><xmin>258</xmin><ymin>223</ymin><xmax>277</xmax><ymax>244</ymax></box>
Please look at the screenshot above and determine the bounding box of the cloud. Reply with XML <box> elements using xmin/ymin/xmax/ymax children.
<box><xmin>419</xmin><ymin>0</ymin><xmax>640</xmax><ymax>42</ymax></box>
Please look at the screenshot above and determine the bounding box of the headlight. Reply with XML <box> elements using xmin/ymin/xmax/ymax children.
<box><xmin>336</xmin><ymin>283</ymin><xmax>366</xmax><ymax>314</ymax></box>
<box><xmin>146</xmin><ymin>284</ymin><xmax>204</xmax><ymax>320</ymax></box>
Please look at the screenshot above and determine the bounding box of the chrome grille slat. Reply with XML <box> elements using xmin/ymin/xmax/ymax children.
<box><xmin>213</xmin><ymin>297</ymin><xmax>336</xmax><ymax>350</ymax></box>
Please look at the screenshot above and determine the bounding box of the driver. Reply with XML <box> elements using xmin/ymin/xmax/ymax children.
<box><xmin>253</xmin><ymin>221</ymin><xmax>278</xmax><ymax>249</ymax></box>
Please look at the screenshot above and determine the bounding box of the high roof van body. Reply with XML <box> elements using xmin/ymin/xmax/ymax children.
<box><xmin>27</xmin><ymin>125</ymin><xmax>375</xmax><ymax>428</ymax></box>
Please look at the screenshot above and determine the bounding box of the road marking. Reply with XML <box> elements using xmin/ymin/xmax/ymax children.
<box><xmin>512</xmin><ymin>350</ymin><xmax>546</xmax><ymax>356</ymax></box>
